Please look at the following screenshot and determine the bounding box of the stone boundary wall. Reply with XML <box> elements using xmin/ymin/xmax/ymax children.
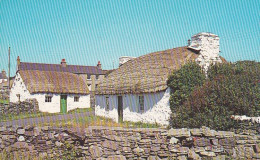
<box><xmin>0</xmin><ymin>125</ymin><xmax>259</xmax><ymax>159</ymax></box>
<box><xmin>0</xmin><ymin>99</ymin><xmax>39</xmax><ymax>116</ymax></box>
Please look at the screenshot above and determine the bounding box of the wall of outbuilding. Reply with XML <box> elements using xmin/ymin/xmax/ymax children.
<box><xmin>10</xmin><ymin>73</ymin><xmax>90</xmax><ymax>113</ymax></box>
<box><xmin>95</xmin><ymin>88</ymin><xmax>172</xmax><ymax>125</ymax></box>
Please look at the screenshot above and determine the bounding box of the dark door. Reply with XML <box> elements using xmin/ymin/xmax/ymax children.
<box><xmin>118</xmin><ymin>96</ymin><xmax>123</xmax><ymax>123</ymax></box>
<box><xmin>60</xmin><ymin>95</ymin><xmax>67</xmax><ymax>113</ymax></box>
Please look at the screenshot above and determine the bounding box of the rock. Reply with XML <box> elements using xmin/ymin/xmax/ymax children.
<box><xmin>107</xmin><ymin>155</ymin><xmax>127</xmax><ymax>160</ymax></box>
<box><xmin>89</xmin><ymin>145</ymin><xmax>103</xmax><ymax>159</ymax></box>
<box><xmin>17</xmin><ymin>136</ymin><xmax>25</xmax><ymax>142</ymax></box>
<box><xmin>13</xmin><ymin>142</ymin><xmax>29</xmax><ymax>149</ymax></box>
<box><xmin>122</xmin><ymin>147</ymin><xmax>132</xmax><ymax>153</ymax></box>
<box><xmin>219</xmin><ymin>138</ymin><xmax>236</xmax><ymax>147</ymax></box>
<box><xmin>201</xmin><ymin>127</ymin><xmax>216</xmax><ymax>137</ymax></box>
<box><xmin>168</xmin><ymin>128</ymin><xmax>191</xmax><ymax>137</ymax></box>
<box><xmin>148</xmin><ymin>156</ymin><xmax>161</xmax><ymax>160</ymax></box>
<box><xmin>188</xmin><ymin>150</ymin><xmax>201</xmax><ymax>160</ymax></box>
<box><xmin>39</xmin><ymin>152</ymin><xmax>48</xmax><ymax>158</ymax></box>
<box><xmin>0</xmin><ymin>126</ymin><xmax>6</xmax><ymax>132</ymax></box>
<box><xmin>193</xmin><ymin>137</ymin><xmax>211</xmax><ymax>147</ymax></box>
<box><xmin>200</xmin><ymin>151</ymin><xmax>216</xmax><ymax>157</ymax></box>
<box><xmin>190</xmin><ymin>129</ymin><xmax>203</xmax><ymax>136</ymax></box>
<box><xmin>150</xmin><ymin>146</ymin><xmax>161</xmax><ymax>152</ymax></box>
<box><xmin>33</xmin><ymin>127</ymin><xmax>41</xmax><ymax>136</ymax></box>
<box><xmin>102</xmin><ymin>140</ymin><xmax>118</xmax><ymax>150</ymax></box>
<box><xmin>170</xmin><ymin>137</ymin><xmax>179</xmax><ymax>144</ymax></box>
<box><xmin>216</xmin><ymin>131</ymin><xmax>235</xmax><ymax>138</ymax></box>
<box><xmin>17</xmin><ymin>129</ymin><xmax>25</xmax><ymax>135</ymax></box>
<box><xmin>55</xmin><ymin>141</ymin><xmax>63</xmax><ymax>147</ymax></box>
<box><xmin>46</xmin><ymin>141</ymin><xmax>52</xmax><ymax>145</ymax></box>
<box><xmin>253</xmin><ymin>143</ymin><xmax>260</xmax><ymax>153</ymax></box>
<box><xmin>133</xmin><ymin>147</ymin><xmax>144</xmax><ymax>155</ymax></box>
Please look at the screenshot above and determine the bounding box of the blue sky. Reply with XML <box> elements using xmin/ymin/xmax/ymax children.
<box><xmin>1</xmin><ymin>0</ymin><xmax>259</xmax><ymax>76</ymax></box>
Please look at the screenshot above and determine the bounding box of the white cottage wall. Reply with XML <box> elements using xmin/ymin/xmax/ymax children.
<box><xmin>95</xmin><ymin>88</ymin><xmax>172</xmax><ymax>125</ymax></box>
<box><xmin>10</xmin><ymin>73</ymin><xmax>90</xmax><ymax>113</ymax></box>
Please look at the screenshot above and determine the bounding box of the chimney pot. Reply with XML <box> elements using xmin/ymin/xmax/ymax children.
<box><xmin>97</xmin><ymin>61</ymin><xmax>102</xmax><ymax>69</ymax></box>
<box><xmin>61</xmin><ymin>59</ymin><xmax>67</xmax><ymax>67</ymax></box>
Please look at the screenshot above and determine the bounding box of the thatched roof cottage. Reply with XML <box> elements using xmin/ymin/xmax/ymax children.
<box><xmin>10</xmin><ymin>58</ymin><xmax>105</xmax><ymax>113</ymax></box>
<box><xmin>95</xmin><ymin>32</ymin><xmax>227</xmax><ymax>125</ymax></box>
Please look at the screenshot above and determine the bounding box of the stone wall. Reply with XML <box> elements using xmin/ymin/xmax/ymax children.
<box><xmin>0</xmin><ymin>99</ymin><xmax>39</xmax><ymax>116</ymax></box>
<box><xmin>0</xmin><ymin>125</ymin><xmax>259</xmax><ymax>159</ymax></box>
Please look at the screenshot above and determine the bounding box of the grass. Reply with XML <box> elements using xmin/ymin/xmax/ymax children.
<box><xmin>0</xmin><ymin>99</ymin><xmax>9</xmax><ymax>104</ymax></box>
<box><xmin>0</xmin><ymin>107</ymin><xmax>93</xmax><ymax>122</ymax></box>
<box><xmin>39</xmin><ymin>115</ymin><xmax>162</xmax><ymax>129</ymax></box>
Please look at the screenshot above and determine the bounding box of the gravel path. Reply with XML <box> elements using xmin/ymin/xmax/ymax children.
<box><xmin>0</xmin><ymin>111</ymin><xmax>94</xmax><ymax>127</ymax></box>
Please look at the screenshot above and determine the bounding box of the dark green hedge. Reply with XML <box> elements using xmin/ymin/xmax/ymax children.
<box><xmin>168</xmin><ymin>61</ymin><xmax>260</xmax><ymax>130</ymax></box>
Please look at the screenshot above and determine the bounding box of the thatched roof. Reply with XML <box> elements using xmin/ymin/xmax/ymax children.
<box><xmin>96</xmin><ymin>46</ymin><xmax>226</xmax><ymax>95</ymax></box>
<box><xmin>19</xmin><ymin>70</ymin><xmax>89</xmax><ymax>94</ymax></box>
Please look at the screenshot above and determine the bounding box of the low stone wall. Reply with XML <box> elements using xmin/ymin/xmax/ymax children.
<box><xmin>0</xmin><ymin>125</ymin><xmax>259</xmax><ymax>159</ymax></box>
<box><xmin>0</xmin><ymin>99</ymin><xmax>39</xmax><ymax>116</ymax></box>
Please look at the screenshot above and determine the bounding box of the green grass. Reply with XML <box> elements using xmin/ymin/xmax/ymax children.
<box><xmin>67</xmin><ymin>107</ymin><xmax>93</xmax><ymax>113</ymax></box>
<box><xmin>0</xmin><ymin>107</ymin><xmax>93</xmax><ymax>122</ymax></box>
<box><xmin>49</xmin><ymin>115</ymin><xmax>162</xmax><ymax>129</ymax></box>
<box><xmin>0</xmin><ymin>99</ymin><xmax>9</xmax><ymax>104</ymax></box>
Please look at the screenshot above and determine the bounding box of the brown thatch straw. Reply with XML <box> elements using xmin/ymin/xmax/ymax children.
<box><xmin>96</xmin><ymin>46</ymin><xmax>226</xmax><ymax>95</ymax></box>
<box><xmin>19</xmin><ymin>70</ymin><xmax>89</xmax><ymax>94</ymax></box>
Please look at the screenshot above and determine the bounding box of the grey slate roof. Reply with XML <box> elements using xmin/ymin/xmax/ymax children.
<box><xmin>19</xmin><ymin>62</ymin><xmax>106</xmax><ymax>75</ymax></box>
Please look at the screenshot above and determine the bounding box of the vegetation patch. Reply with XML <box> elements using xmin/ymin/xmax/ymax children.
<box><xmin>168</xmin><ymin>61</ymin><xmax>260</xmax><ymax>131</ymax></box>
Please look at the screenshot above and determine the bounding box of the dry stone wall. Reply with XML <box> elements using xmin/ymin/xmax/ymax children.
<box><xmin>0</xmin><ymin>125</ymin><xmax>259</xmax><ymax>159</ymax></box>
<box><xmin>0</xmin><ymin>99</ymin><xmax>39</xmax><ymax>116</ymax></box>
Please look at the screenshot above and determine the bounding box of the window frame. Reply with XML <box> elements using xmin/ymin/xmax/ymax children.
<box><xmin>45</xmin><ymin>95</ymin><xmax>52</xmax><ymax>102</ymax></box>
<box><xmin>74</xmin><ymin>96</ymin><xmax>80</xmax><ymax>102</ymax></box>
<box><xmin>139</xmin><ymin>95</ymin><xmax>144</xmax><ymax>113</ymax></box>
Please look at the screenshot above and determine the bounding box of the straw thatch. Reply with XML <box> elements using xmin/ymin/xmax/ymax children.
<box><xmin>19</xmin><ymin>70</ymin><xmax>89</xmax><ymax>94</ymax></box>
<box><xmin>96</xmin><ymin>46</ymin><xmax>226</xmax><ymax>95</ymax></box>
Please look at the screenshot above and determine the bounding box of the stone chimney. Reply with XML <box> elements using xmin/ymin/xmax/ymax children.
<box><xmin>1</xmin><ymin>70</ymin><xmax>6</xmax><ymax>77</ymax></box>
<box><xmin>119</xmin><ymin>56</ymin><xmax>136</xmax><ymax>67</ymax></box>
<box><xmin>188</xmin><ymin>32</ymin><xmax>222</xmax><ymax>72</ymax></box>
<box><xmin>97</xmin><ymin>61</ymin><xmax>102</xmax><ymax>69</ymax></box>
<box><xmin>17</xmin><ymin>56</ymin><xmax>21</xmax><ymax>71</ymax></box>
<box><xmin>61</xmin><ymin>59</ymin><xmax>67</xmax><ymax>67</ymax></box>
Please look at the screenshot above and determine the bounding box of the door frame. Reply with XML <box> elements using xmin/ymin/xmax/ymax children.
<box><xmin>117</xmin><ymin>95</ymin><xmax>123</xmax><ymax>123</ymax></box>
<box><xmin>60</xmin><ymin>95</ymin><xmax>67</xmax><ymax>113</ymax></box>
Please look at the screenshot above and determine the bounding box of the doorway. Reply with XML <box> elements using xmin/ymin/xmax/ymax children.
<box><xmin>118</xmin><ymin>96</ymin><xmax>123</xmax><ymax>123</ymax></box>
<box><xmin>60</xmin><ymin>95</ymin><xmax>67</xmax><ymax>113</ymax></box>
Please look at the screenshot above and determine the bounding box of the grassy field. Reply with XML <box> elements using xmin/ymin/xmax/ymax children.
<box><xmin>0</xmin><ymin>108</ymin><xmax>93</xmax><ymax>122</ymax></box>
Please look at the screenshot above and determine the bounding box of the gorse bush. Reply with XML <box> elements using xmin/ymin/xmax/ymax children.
<box><xmin>168</xmin><ymin>61</ymin><xmax>260</xmax><ymax>131</ymax></box>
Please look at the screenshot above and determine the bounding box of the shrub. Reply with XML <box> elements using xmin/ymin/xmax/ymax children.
<box><xmin>167</xmin><ymin>62</ymin><xmax>206</xmax><ymax>111</ymax></box>
<box><xmin>168</xmin><ymin>61</ymin><xmax>260</xmax><ymax>130</ymax></box>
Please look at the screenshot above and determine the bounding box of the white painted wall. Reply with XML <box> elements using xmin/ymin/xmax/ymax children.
<box><xmin>95</xmin><ymin>88</ymin><xmax>172</xmax><ymax>126</ymax></box>
<box><xmin>10</xmin><ymin>73</ymin><xmax>90</xmax><ymax>113</ymax></box>
<box><xmin>0</xmin><ymin>79</ymin><xmax>7</xmax><ymax>84</ymax></box>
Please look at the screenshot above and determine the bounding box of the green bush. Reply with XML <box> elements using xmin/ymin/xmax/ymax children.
<box><xmin>168</xmin><ymin>61</ymin><xmax>260</xmax><ymax>130</ymax></box>
<box><xmin>167</xmin><ymin>62</ymin><xmax>206</xmax><ymax>111</ymax></box>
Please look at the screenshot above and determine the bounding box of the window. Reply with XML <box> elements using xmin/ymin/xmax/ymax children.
<box><xmin>74</xmin><ymin>96</ymin><xmax>80</xmax><ymax>102</ymax></box>
<box><xmin>105</xmin><ymin>96</ymin><xmax>109</xmax><ymax>111</ymax></box>
<box><xmin>45</xmin><ymin>95</ymin><xmax>52</xmax><ymax>102</ymax></box>
<box><xmin>139</xmin><ymin>96</ymin><xmax>144</xmax><ymax>113</ymax></box>
<box><xmin>96</xmin><ymin>75</ymin><xmax>99</xmax><ymax>79</ymax></box>
<box><xmin>87</xmin><ymin>74</ymin><xmax>91</xmax><ymax>79</ymax></box>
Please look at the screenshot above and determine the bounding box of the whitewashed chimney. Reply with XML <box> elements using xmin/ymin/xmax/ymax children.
<box><xmin>188</xmin><ymin>32</ymin><xmax>222</xmax><ymax>72</ymax></box>
<box><xmin>119</xmin><ymin>56</ymin><xmax>136</xmax><ymax>67</ymax></box>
